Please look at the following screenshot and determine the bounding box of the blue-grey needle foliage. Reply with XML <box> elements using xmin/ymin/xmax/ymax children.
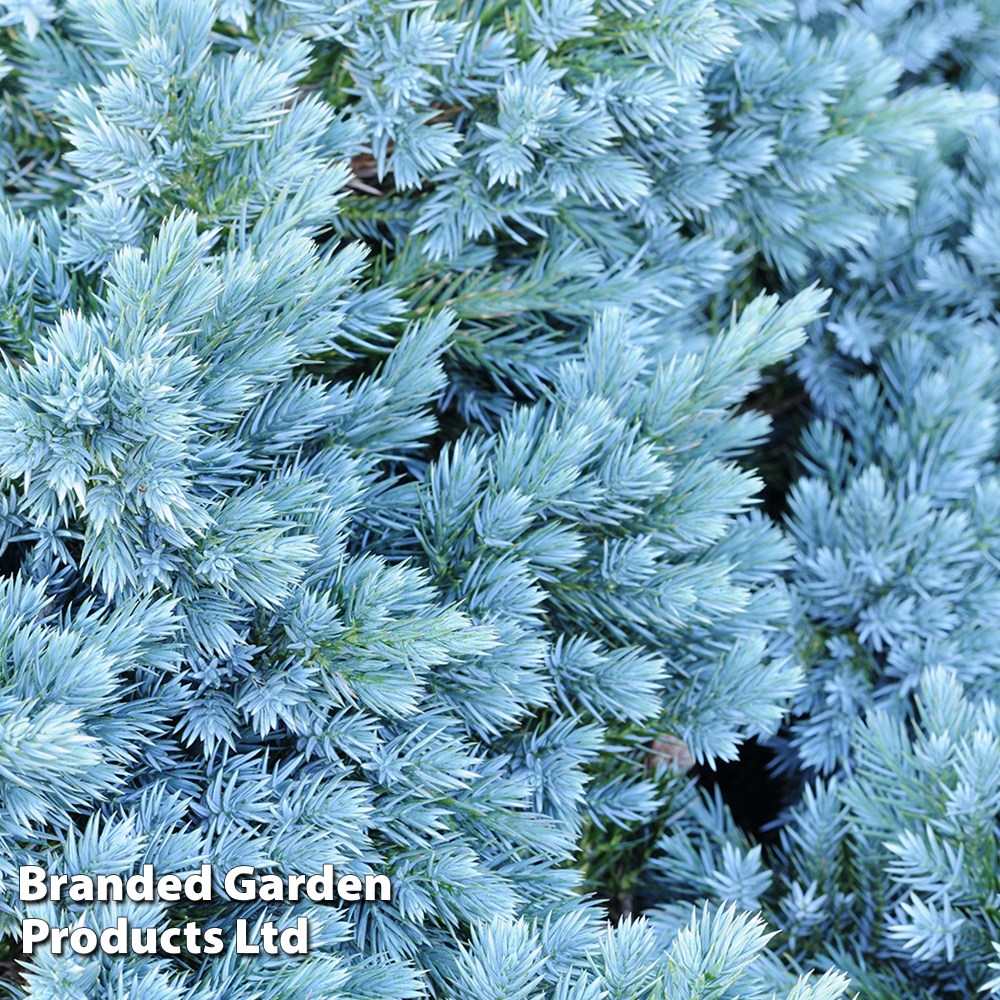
<box><xmin>633</xmin><ymin>2</ymin><xmax>1000</xmax><ymax>998</ymax></box>
<box><xmin>0</xmin><ymin>0</ymin><xmax>996</xmax><ymax>997</ymax></box>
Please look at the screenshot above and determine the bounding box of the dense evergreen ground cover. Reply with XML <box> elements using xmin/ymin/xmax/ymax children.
<box><xmin>0</xmin><ymin>0</ymin><xmax>997</xmax><ymax>997</ymax></box>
